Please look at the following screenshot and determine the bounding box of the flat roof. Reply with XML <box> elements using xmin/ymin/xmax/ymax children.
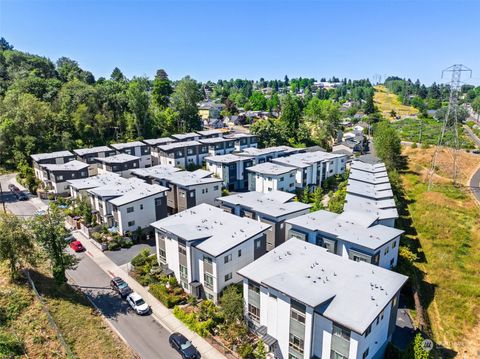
<box><xmin>350</xmin><ymin>160</ymin><xmax>387</xmax><ymax>173</ymax></box>
<box><xmin>198</xmin><ymin>137</ymin><xmax>235</xmax><ymax>145</ymax></box>
<box><xmin>171</xmin><ymin>133</ymin><xmax>199</xmax><ymax>141</ymax></box>
<box><xmin>240</xmin><ymin>145</ymin><xmax>299</xmax><ymax>157</ymax></box>
<box><xmin>346</xmin><ymin>180</ymin><xmax>394</xmax><ymax>200</ymax></box>
<box><xmin>73</xmin><ymin>146</ymin><xmax>113</xmax><ymax>156</ymax></box>
<box><xmin>31</xmin><ymin>150</ymin><xmax>73</xmax><ymax>162</ymax></box>
<box><xmin>238</xmin><ymin>239</ymin><xmax>408</xmax><ymax>334</ymax></box>
<box><xmin>196</xmin><ymin>129</ymin><xmax>223</xmax><ymax>137</ymax></box>
<box><xmin>344</xmin><ymin>194</ymin><xmax>399</xmax><ymax>221</ymax></box>
<box><xmin>41</xmin><ymin>160</ymin><xmax>89</xmax><ymax>172</ymax></box>
<box><xmin>286</xmin><ymin>209</ymin><xmax>403</xmax><ymax>250</ymax></box>
<box><xmin>272</xmin><ymin>151</ymin><xmax>346</xmax><ymax>169</ymax></box>
<box><xmin>95</xmin><ymin>153</ymin><xmax>140</xmax><ymax>164</ymax></box>
<box><xmin>218</xmin><ymin>191</ymin><xmax>311</xmax><ymax>218</ymax></box>
<box><xmin>205</xmin><ymin>154</ymin><xmax>254</xmax><ymax>164</ymax></box>
<box><xmin>142</xmin><ymin>138</ymin><xmax>176</xmax><ymax>146</ymax></box>
<box><xmin>225</xmin><ymin>133</ymin><xmax>256</xmax><ymax>139</ymax></box>
<box><xmin>157</xmin><ymin>140</ymin><xmax>201</xmax><ymax>151</ymax></box>
<box><xmin>110</xmin><ymin>141</ymin><xmax>145</xmax><ymax>150</ymax></box>
<box><xmin>349</xmin><ymin>169</ymin><xmax>390</xmax><ymax>185</ymax></box>
<box><xmin>67</xmin><ymin>173</ymin><xmax>127</xmax><ymax>190</ymax></box>
<box><xmin>247</xmin><ymin>162</ymin><xmax>296</xmax><ymax>176</ymax></box>
<box><xmin>151</xmin><ymin>203</ymin><xmax>270</xmax><ymax>257</ymax></box>
<box><xmin>109</xmin><ymin>183</ymin><xmax>168</xmax><ymax>206</ymax></box>
<box><xmin>88</xmin><ymin>177</ymin><xmax>158</xmax><ymax>199</ymax></box>
<box><xmin>160</xmin><ymin>170</ymin><xmax>222</xmax><ymax>187</ymax></box>
<box><xmin>131</xmin><ymin>165</ymin><xmax>181</xmax><ymax>179</ymax></box>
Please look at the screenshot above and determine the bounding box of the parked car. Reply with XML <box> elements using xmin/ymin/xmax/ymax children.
<box><xmin>126</xmin><ymin>292</ymin><xmax>150</xmax><ymax>315</ymax></box>
<box><xmin>16</xmin><ymin>192</ymin><xmax>28</xmax><ymax>201</ymax></box>
<box><xmin>64</xmin><ymin>235</ymin><xmax>76</xmax><ymax>244</ymax></box>
<box><xmin>169</xmin><ymin>332</ymin><xmax>200</xmax><ymax>359</ymax></box>
<box><xmin>110</xmin><ymin>277</ymin><xmax>132</xmax><ymax>298</ymax></box>
<box><xmin>69</xmin><ymin>240</ymin><xmax>85</xmax><ymax>252</ymax></box>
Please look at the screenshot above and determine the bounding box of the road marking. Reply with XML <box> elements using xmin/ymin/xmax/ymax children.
<box><xmin>107</xmin><ymin>270</ymin><xmax>115</xmax><ymax>278</ymax></box>
<box><xmin>86</xmin><ymin>251</ymin><xmax>94</xmax><ymax>258</ymax></box>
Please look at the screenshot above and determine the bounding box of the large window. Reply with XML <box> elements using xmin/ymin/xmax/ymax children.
<box><xmin>204</xmin><ymin>273</ymin><xmax>214</xmax><ymax>290</ymax></box>
<box><xmin>248</xmin><ymin>282</ymin><xmax>260</xmax><ymax>294</ymax></box>
<box><xmin>224</xmin><ymin>273</ymin><xmax>232</xmax><ymax>282</ymax></box>
<box><xmin>179</xmin><ymin>265</ymin><xmax>188</xmax><ymax>281</ymax></box>
<box><xmin>127</xmin><ymin>220</ymin><xmax>135</xmax><ymax>227</ymax></box>
<box><xmin>290</xmin><ymin>308</ymin><xmax>306</xmax><ymax>324</ymax></box>
<box><xmin>127</xmin><ymin>206</ymin><xmax>134</xmax><ymax>213</ymax></box>
<box><xmin>179</xmin><ymin>246</ymin><xmax>187</xmax><ymax>256</ymax></box>
<box><xmin>288</xmin><ymin>334</ymin><xmax>304</xmax><ymax>354</ymax></box>
<box><xmin>224</xmin><ymin>254</ymin><xmax>232</xmax><ymax>263</ymax></box>
<box><xmin>158</xmin><ymin>248</ymin><xmax>166</xmax><ymax>260</ymax></box>
<box><xmin>248</xmin><ymin>303</ymin><xmax>260</xmax><ymax>322</ymax></box>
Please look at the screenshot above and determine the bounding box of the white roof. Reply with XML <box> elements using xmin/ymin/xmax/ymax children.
<box><xmin>247</xmin><ymin>162</ymin><xmax>296</xmax><ymax>176</ymax></box>
<box><xmin>95</xmin><ymin>153</ymin><xmax>140</xmax><ymax>164</ymax></box>
<box><xmin>344</xmin><ymin>194</ymin><xmax>399</xmax><ymax>221</ymax></box>
<box><xmin>350</xmin><ymin>160</ymin><xmax>387</xmax><ymax>173</ymax></box>
<box><xmin>225</xmin><ymin>133</ymin><xmax>256</xmax><ymax>139</ymax></box>
<box><xmin>347</xmin><ymin>180</ymin><xmax>394</xmax><ymax>200</ymax></box>
<box><xmin>272</xmin><ymin>151</ymin><xmax>346</xmax><ymax>169</ymax></box>
<box><xmin>151</xmin><ymin>204</ymin><xmax>270</xmax><ymax>257</ymax></box>
<box><xmin>171</xmin><ymin>133</ymin><xmax>199</xmax><ymax>141</ymax></box>
<box><xmin>110</xmin><ymin>141</ymin><xmax>145</xmax><ymax>150</ymax></box>
<box><xmin>219</xmin><ymin>191</ymin><xmax>311</xmax><ymax>218</ymax></box>
<box><xmin>349</xmin><ymin>168</ymin><xmax>390</xmax><ymax>185</ymax></box>
<box><xmin>41</xmin><ymin>160</ymin><xmax>89</xmax><ymax>172</ymax></box>
<box><xmin>205</xmin><ymin>154</ymin><xmax>254</xmax><ymax>164</ymax></box>
<box><xmin>160</xmin><ymin>170</ymin><xmax>222</xmax><ymax>187</ymax></box>
<box><xmin>67</xmin><ymin>173</ymin><xmax>127</xmax><ymax>190</ymax></box>
<box><xmin>196</xmin><ymin>129</ymin><xmax>223</xmax><ymax>137</ymax></box>
<box><xmin>73</xmin><ymin>146</ymin><xmax>113</xmax><ymax>156</ymax></box>
<box><xmin>198</xmin><ymin>137</ymin><xmax>234</xmax><ymax>145</ymax></box>
<box><xmin>240</xmin><ymin>146</ymin><xmax>299</xmax><ymax>157</ymax></box>
<box><xmin>109</xmin><ymin>183</ymin><xmax>168</xmax><ymax>206</ymax></box>
<box><xmin>238</xmin><ymin>239</ymin><xmax>407</xmax><ymax>334</ymax></box>
<box><xmin>286</xmin><ymin>209</ymin><xmax>403</xmax><ymax>250</ymax></box>
<box><xmin>157</xmin><ymin>140</ymin><xmax>201</xmax><ymax>151</ymax></box>
<box><xmin>31</xmin><ymin>150</ymin><xmax>73</xmax><ymax>162</ymax></box>
<box><xmin>142</xmin><ymin>138</ymin><xmax>176</xmax><ymax>146</ymax></box>
<box><xmin>131</xmin><ymin>165</ymin><xmax>181</xmax><ymax>179</ymax></box>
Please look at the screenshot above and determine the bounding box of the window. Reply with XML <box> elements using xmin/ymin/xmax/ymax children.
<box><xmin>288</xmin><ymin>334</ymin><xmax>304</xmax><ymax>354</ymax></box>
<box><xmin>133</xmin><ymin>162</ymin><xmax>137</xmax><ymax>167</ymax></box>
<box><xmin>365</xmin><ymin>324</ymin><xmax>372</xmax><ymax>337</ymax></box>
<box><xmin>384</xmin><ymin>246</ymin><xmax>389</xmax><ymax>255</ymax></box>
<box><xmin>203</xmin><ymin>256</ymin><xmax>212</xmax><ymax>264</ymax></box>
<box><xmin>248</xmin><ymin>282</ymin><xmax>260</xmax><ymax>294</ymax></box>
<box><xmin>288</xmin><ymin>355</ymin><xmax>300</xmax><ymax>359</ymax></box>
<box><xmin>362</xmin><ymin>348</ymin><xmax>369</xmax><ymax>359</ymax></box>
<box><xmin>248</xmin><ymin>303</ymin><xmax>260</xmax><ymax>321</ymax></box>
<box><xmin>180</xmin><ymin>192</ymin><xmax>186</xmax><ymax>198</ymax></box>
<box><xmin>392</xmin><ymin>240</ymin><xmax>397</xmax><ymax>248</ymax></box>
<box><xmin>204</xmin><ymin>273</ymin><xmax>214</xmax><ymax>290</ymax></box>
<box><xmin>213</xmin><ymin>185</ymin><xmax>219</xmax><ymax>191</ymax></box>
<box><xmin>179</xmin><ymin>265</ymin><xmax>188</xmax><ymax>280</ymax></box>
<box><xmin>159</xmin><ymin>248</ymin><xmax>166</xmax><ymax>259</ymax></box>
<box><xmin>127</xmin><ymin>220</ymin><xmax>135</xmax><ymax>227</ymax></box>
<box><xmin>289</xmin><ymin>183</ymin><xmax>294</xmax><ymax>187</ymax></box>
<box><xmin>155</xmin><ymin>197</ymin><xmax>163</xmax><ymax>206</ymax></box>
<box><xmin>279</xmin><ymin>177</ymin><xmax>284</xmax><ymax>182</ymax></box>
<box><xmin>179</xmin><ymin>246</ymin><xmax>187</xmax><ymax>256</ymax></box>
<box><xmin>333</xmin><ymin>325</ymin><xmax>350</xmax><ymax>341</ymax></box>
<box><xmin>238</xmin><ymin>249</ymin><xmax>242</xmax><ymax>257</ymax></box>
<box><xmin>140</xmin><ymin>204</ymin><xmax>144</xmax><ymax>210</ymax></box>
<box><xmin>255</xmin><ymin>240</ymin><xmax>261</xmax><ymax>249</ymax></box>
<box><xmin>224</xmin><ymin>254</ymin><xmax>232</xmax><ymax>263</ymax></box>
<box><xmin>57</xmin><ymin>175</ymin><xmax>64</xmax><ymax>181</ymax></box>
<box><xmin>290</xmin><ymin>308</ymin><xmax>306</xmax><ymax>324</ymax></box>
<box><xmin>390</xmin><ymin>258</ymin><xmax>395</xmax><ymax>267</ymax></box>
<box><xmin>71</xmin><ymin>173</ymin><xmax>75</xmax><ymax>178</ymax></box>
<box><xmin>127</xmin><ymin>206</ymin><xmax>134</xmax><ymax>213</ymax></box>
<box><xmin>224</xmin><ymin>273</ymin><xmax>232</xmax><ymax>282</ymax></box>
<box><xmin>190</xmin><ymin>192</ymin><xmax>194</xmax><ymax>198</ymax></box>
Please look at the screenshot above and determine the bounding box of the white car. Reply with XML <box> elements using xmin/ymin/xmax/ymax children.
<box><xmin>126</xmin><ymin>292</ymin><xmax>150</xmax><ymax>315</ymax></box>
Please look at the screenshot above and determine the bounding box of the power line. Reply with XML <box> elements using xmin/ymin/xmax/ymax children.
<box><xmin>427</xmin><ymin>64</ymin><xmax>472</xmax><ymax>190</ymax></box>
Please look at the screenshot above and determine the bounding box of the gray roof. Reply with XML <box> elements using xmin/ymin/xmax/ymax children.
<box><xmin>109</xmin><ymin>183</ymin><xmax>168</xmax><ymax>206</ymax></box>
<box><xmin>247</xmin><ymin>162</ymin><xmax>296</xmax><ymax>176</ymax></box>
<box><xmin>349</xmin><ymin>168</ymin><xmax>390</xmax><ymax>185</ymax></box>
<box><xmin>347</xmin><ymin>180</ymin><xmax>394</xmax><ymax>200</ymax></box>
<box><xmin>205</xmin><ymin>154</ymin><xmax>254</xmax><ymax>164</ymax></box>
<box><xmin>41</xmin><ymin>160</ymin><xmax>89</xmax><ymax>172</ymax></box>
<box><xmin>31</xmin><ymin>150</ymin><xmax>73</xmax><ymax>162</ymax></box>
<box><xmin>131</xmin><ymin>165</ymin><xmax>181</xmax><ymax>179</ymax></box>
<box><xmin>272</xmin><ymin>151</ymin><xmax>346</xmax><ymax>169</ymax></box>
<box><xmin>238</xmin><ymin>239</ymin><xmax>408</xmax><ymax>334</ymax></box>
<box><xmin>67</xmin><ymin>173</ymin><xmax>127</xmax><ymax>190</ymax></box>
<box><xmin>344</xmin><ymin>194</ymin><xmax>399</xmax><ymax>221</ymax></box>
<box><xmin>151</xmin><ymin>203</ymin><xmax>270</xmax><ymax>257</ymax></box>
<box><xmin>95</xmin><ymin>153</ymin><xmax>140</xmax><ymax>164</ymax></box>
<box><xmin>196</xmin><ymin>129</ymin><xmax>223</xmax><ymax>137</ymax></box>
<box><xmin>240</xmin><ymin>146</ymin><xmax>299</xmax><ymax>157</ymax></box>
<box><xmin>218</xmin><ymin>191</ymin><xmax>310</xmax><ymax>218</ymax></box>
<box><xmin>88</xmin><ymin>177</ymin><xmax>155</xmax><ymax>199</ymax></box>
<box><xmin>198</xmin><ymin>137</ymin><xmax>235</xmax><ymax>145</ymax></box>
<box><xmin>110</xmin><ymin>141</ymin><xmax>145</xmax><ymax>150</ymax></box>
<box><xmin>142</xmin><ymin>138</ymin><xmax>176</xmax><ymax>146</ymax></box>
<box><xmin>162</xmin><ymin>170</ymin><xmax>222</xmax><ymax>187</ymax></box>
<box><xmin>73</xmin><ymin>146</ymin><xmax>113</xmax><ymax>156</ymax></box>
<box><xmin>350</xmin><ymin>160</ymin><xmax>387</xmax><ymax>173</ymax></box>
<box><xmin>171</xmin><ymin>133</ymin><xmax>200</xmax><ymax>141</ymax></box>
<box><xmin>225</xmin><ymin>133</ymin><xmax>256</xmax><ymax>140</ymax></box>
<box><xmin>286</xmin><ymin>209</ymin><xmax>403</xmax><ymax>250</ymax></box>
<box><xmin>157</xmin><ymin>140</ymin><xmax>201</xmax><ymax>151</ymax></box>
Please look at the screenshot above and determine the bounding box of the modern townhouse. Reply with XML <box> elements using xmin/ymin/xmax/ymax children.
<box><xmin>156</xmin><ymin>141</ymin><xmax>205</xmax><ymax>168</ymax></box>
<box><xmin>224</xmin><ymin>133</ymin><xmax>258</xmax><ymax>151</ymax></box>
<box><xmin>196</xmin><ymin>129</ymin><xmax>224</xmax><ymax>138</ymax></box>
<box><xmin>205</xmin><ymin>154</ymin><xmax>254</xmax><ymax>191</ymax></box>
<box><xmin>95</xmin><ymin>153</ymin><xmax>141</xmax><ymax>178</ymax></box>
<box><xmin>350</xmin><ymin>160</ymin><xmax>387</xmax><ymax>174</ymax></box>
<box><xmin>346</xmin><ymin>181</ymin><xmax>394</xmax><ymax>201</ymax></box>
<box><xmin>171</xmin><ymin>132</ymin><xmax>201</xmax><ymax>142</ymax></box>
<box><xmin>143</xmin><ymin>138</ymin><xmax>177</xmax><ymax>165</ymax></box>
<box><xmin>151</xmin><ymin>203</ymin><xmax>270</xmax><ymax>303</ymax></box>
<box><xmin>285</xmin><ymin>209</ymin><xmax>403</xmax><ymax>269</ymax></box>
<box><xmin>73</xmin><ymin>146</ymin><xmax>116</xmax><ymax>176</ymax></box>
<box><xmin>130</xmin><ymin>164</ymin><xmax>182</xmax><ymax>184</ymax></box>
<box><xmin>247</xmin><ymin>162</ymin><xmax>297</xmax><ymax>194</ymax></box>
<box><xmin>343</xmin><ymin>195</ymin><xmax>398</xmax><ymax>228</ymax></box>
<box><xmin>31</xmin><ymin>150</ymin><xmax>75</xmax><ymax>182</ymax></box>
<box><xmin>217</xmin><ymin>191</ymin><xmax>311</xmax><ymax>251</ymax></box>
<box><xmin>348</xmin><ymin>168</ymin><xmax>390</xmax><ymax>185</ymax></box>
<box><xmin>238</xmin><ymin>239</ymin><xmax>408</xmax><ymax>359</ymax></box>
<box><xmin>67</xmin><ymin>172</ymin><xmax>125</xmax><ymax>200</ymax></box>
<box><xmin>239</xmin><ymin>146</ymin><xmax>301</xmax><ymax>164</ymax></box>
<box><xmin>271</xmin><ymin>151</ymin><xmax>348</xmax><ymax>190</ymax></box>
<box><xmin>38</xmin><ymin>160</ymin><xmax>90</xmax><ymax>194</ymax></box>
<box><xmin>88</xmin><ymin>178</ymin><xmax>168</xmax><ymax>235</ymax></box>
<box><xmin>110</xmin><ymin>141</ymin><xmax>151</xmax><ymax>168</ymax></box>
<box><xmin>198</xmin><ymin>137</ymin><xmax>236</xmax><ymax>156</ymax></box>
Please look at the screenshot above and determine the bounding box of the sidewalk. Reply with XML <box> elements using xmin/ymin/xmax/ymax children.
<box><xmin>73</xmin><ymin>230</ymin><xmax>227</xmax><ymax>359</ymax></box>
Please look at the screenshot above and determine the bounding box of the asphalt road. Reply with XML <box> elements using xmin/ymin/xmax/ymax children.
<box><xmin>67</xmin><ymin>251</ymin><xmax>180</xmax><ymax>359</ymax></box>
<box><xmin>0</xmin><ymin>173</ymin><xmax>47</xmax><ymax>216</ymax></box>
<box><xmin>105</xmin><ymin>241</ymin><xmax>155</xmax><ymax>266</ymax></box>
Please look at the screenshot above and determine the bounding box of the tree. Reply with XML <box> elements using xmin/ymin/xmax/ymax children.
<box><xmin>363</xmin><ymin>90</ymin><xmax>376</xmax><ymax>114</ymax></box>
<box><xmin>152</xmin><ymin>69</ymin><xmax>172</xmax><ymax>109</ymax></box>
<box><xmin>170</xmin><ymin>76</ymin><xmax>203</xmax><ymax>132</ymax></box>
<box><xmin>402</xmin><ymin>333</ymin><xmax>433</xmax><ymax>359</ymax></box>
<box><xmin>373</xmin><ymin>122</ymin><xmax>401</xmax><ymax>170</ymax></box>
<box><xmin>254</xmin><ymin>339</ymin><xmax>267</xmax><ymax>359</ymax></box>
<box><xmin>301</xmin><ymin>186</ymin><xmax>310</xmax><ymax>204</ymax></box>
<box><xmin>304</xmin><ymin>98</ymin><xmax>340</xmax><ymax>147</ymax></box>
<box><xmin>311</xmin><ymin>186</ymin><xmax>324</xmax><ymax>211</ymax></box>
<box><xmin>279</xmin><ymin>94</ymin><xmax>301</xmax><ymax>140</ymax></box>
<box><xmin>0</xmin><ymin>213</ymin><xmax>35</xmax><ymax>280</ymax></box>
<box><xmin>471</xmin><ymin>96</ymin><xmax>480</xmax><ymax>119</ymax></box>
<box><xmin>250</xmin><ymin>118</ymin><xmax>289</xmax><ymax>147</ymax></box>
<box><xmin>434</xmin><ymin>105</ymin><xmax>468</xmax><ymax>124</ymax></box>
<box><xmin>56</xmin><ymin>57</ymin><xmax>83</xmax><ymax>83</ymax></box>
<box><xmin>220</xmin><ymin>285</ymin><xmax>244</xmax><ymax>325</ymax></box>
<box><xmin>32</xmin><ymin>205</ymin><xmax>77</xmax><ymax>283</ymax></box>
<box><xmin>110</xmin><ymin>67</ymin><xmax>126</xmax><ymax>82</ymax></box>
<box><xmin>0</xmin><ymin>37</ymin><xmax>13</xmax><ymax>51</ymax></box>
<box><xmin>247</xmin><ymin>91</ymin><xmax>267</xmax><ymax>111</ymax></box>
<box><xmin>126</xmin><ymin>77</ymin><xmax>151</xmax><ymax>138</ymax></box>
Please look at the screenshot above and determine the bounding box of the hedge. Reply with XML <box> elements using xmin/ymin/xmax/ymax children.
<box><xmin>149</xmin><ymin>283</ymin><xmax>183</xmax><ymax>308</ymax></box>
<box><xmin>173</xmin><ymin>306</ymin><xmax>214</xmax><ymax>337</ymax></box>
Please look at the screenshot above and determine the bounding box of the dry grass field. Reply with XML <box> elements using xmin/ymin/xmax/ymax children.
<box><xmin>374</xmin><ymin>85</ymin><xmax>419</xmax><ymax>119</ymax></box>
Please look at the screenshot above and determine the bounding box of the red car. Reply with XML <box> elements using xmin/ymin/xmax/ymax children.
<box><xmin>69</xmin><ymin>240</ymin><xmax>85</xmax><ymax>252</ymax></box>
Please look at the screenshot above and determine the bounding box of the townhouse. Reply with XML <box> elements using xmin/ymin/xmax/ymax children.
<box><xmin>346</xmin><ymin>181</ymin><xmax>394</xmax><ymax>201</ymax></box>
<box><xmin>130</xmin><ymin>164</ymin><xmax>181</xmax><ymax>184</ymax></box>
<box><xmin>217</xmin><ymin>191</ymin><xmax>311</xmax><ymax>251</ymax></box>
<box><xmin>31</xmin><ymin>150</ymin><xmax>75</xmax><ymax>182</ymax></box>
<box><xmin>171</xmin><ymin>132</ymin><xmax>201</xmax><ymax>142</ymax></box>
<box><xmin>37</xmin><ymin>160</ymin><xmax>90</xmax><ymax>195</ymax></box>
<box><xmin>196</xmin><ymin>129</ymin><xmax>224</xmax><ymax>138</ymax></box>
<box><xmin>198</xmin><ymin>137</ymin><xmax>236</xmax><ymax>156</ymax></box>
<box><xmin>239</xmin><ymin>146</ymin><xmax>301</xmax><ymax>164</ymax></box>
<box><xmin>151</xmin><ymin>203</ymin><xmax>270</xmax><ymax>303</ymax></box>
<box><xmin>247</xmin><ymin>162</ymin><xmax>297</xmax><ymax>193</ymax></box>
<box><xmin>271</xmin><ymin>151</ymin><xmax>348</xmax><ymax>190</ymax></box>
<box><xmin>95</xmin><ymin>153</ymin><xmax>141</xmax><ymax>178</ymax></box>
<box><xmin>143</xmin><ymin>138</ymin><xmax>177</xmax><ymax>165</ymax></box>
<box><xmin>285</xmin><ymin>209</ymin><xmax>403</xmax><ymax>269</ymax></box>
<box><xmin>88</xmin><ymin>178</ymin><xmax>169</xmax><ymax>235</ymax></box>
<box><xmin>238</xmin><ymin>239</ymin><xmax>408</xmax><ymax>359</ymax></box>
<box><xmin>110</xmin><ymin>141</ymin><xmax>151</xmax><ymax>168</ymax></box>
<box><xmin>156</xmin><ymin>141</ymin><xmax>205</xmax><ymax>168</ymax></box>
<box><xmin>205</xmin><ymin>154</ymin><xmax>254</xmax><ymax>191</ymax></box>
<box><xmin>224</xmin><ymin>133</ymin><xmax>258</xmax><ymax>152</ymax></box>
<box><xmin>67</xmin><ymin>172</ymin><xmax>125</xmax><ymax>200</ymax></box>
<box><xmin>73</xmin><ymin>146</ymin><xmax>116</xmax><ymax>176</ymax></box>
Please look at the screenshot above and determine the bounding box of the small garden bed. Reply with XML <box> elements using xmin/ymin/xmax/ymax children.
<box><xmin>91</xmin><ymin>229</ymin><xmax>133</xmax><ymax>251</ymax></box>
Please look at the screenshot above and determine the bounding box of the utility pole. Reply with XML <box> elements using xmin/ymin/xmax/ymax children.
<box><xmin>427</xmin><ymin>64</ymin><xmax>472</xmax><ymax>190</ymax></box>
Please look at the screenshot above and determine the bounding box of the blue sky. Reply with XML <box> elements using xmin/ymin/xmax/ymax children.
<box><xmin>1</xmin><ymin>0</ymin><xmax>479</xmax><ymax>85</ymax></box>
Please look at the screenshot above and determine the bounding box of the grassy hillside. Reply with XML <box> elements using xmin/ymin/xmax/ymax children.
<box><xmin>374</xmin><ymin>85</ymin><xmax>418</xmax><ymax>118</ymax></box>
<box><xmin>399</xmin><ymin>147</ymin><xmax>480</xmax><ymax>356</ymax></box>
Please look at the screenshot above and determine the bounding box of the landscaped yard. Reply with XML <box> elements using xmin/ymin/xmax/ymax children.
<box><xmin>398</xmin><ymin>147</ymin><xmax>480</xmax><ymax>357</ymax></box>
<box><xmin>374</xmin><ymin>85</ymin><xmax>419</xmax><ymax>119</ymax></box>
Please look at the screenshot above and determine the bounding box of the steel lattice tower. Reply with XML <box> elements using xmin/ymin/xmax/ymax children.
<box><xmin>427</xmin><ymin>64</ymin><xmax>472</xmax><ymax>190</ymax></box>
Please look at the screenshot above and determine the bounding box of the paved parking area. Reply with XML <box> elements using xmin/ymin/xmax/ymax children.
<box><xmin>104</xmin><ymin>240</ymin><xmax>155</xmax><ymax>266</ymax></box>
<box><xmin>0</xmin><ymin>173</ymin><xmax>48</xmax><ymax>217</ymax></box>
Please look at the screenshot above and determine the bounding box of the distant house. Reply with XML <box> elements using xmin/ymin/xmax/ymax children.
<box><xmin>73</xmin><ymin>146</ymin><xmax>116</xmax><ymax>176</ymax></box>
<box><xmin>95</xmin><ymin>153</ymin><xmax>141</xmax><ymax>178</ymax></box>
<box><xmin>110</xmin><ymin>141</ymin><xmax>151</xmax><ymax>168</ymax></box>
<box><xmin>205</xmin><ymin>154</ymin><xmax>254</xmax><ymax>191</ymax></box>
<box><xmin>196</xmin><ymin>129</ymin><xmax>224</xmax><ymax>139</ymax></box>
<box><xmin>38</xmin><ymin>160</ymin><xmax>90</xmax><ymax>194</ymax></box>
<box><xmin>198</xmin><ymin>102</ymin><xmax>224</xmax><ymax>120</ymax></box>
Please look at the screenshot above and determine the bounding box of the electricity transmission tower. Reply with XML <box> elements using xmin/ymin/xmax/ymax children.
<box><xmin>427</xmin><ymin>64</ymin><xmax>472</xmax><ymax>190</ymax></box>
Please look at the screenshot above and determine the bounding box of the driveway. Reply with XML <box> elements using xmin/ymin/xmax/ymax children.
<box><xmin>105</xmin><ymin>241</ymin><xmax>156</xmax><ymax>267</ymax></box>
<box><xmin>0</xmin><ymin>173</ymin><xmax>48</xmax><ymax>217</ymax></box>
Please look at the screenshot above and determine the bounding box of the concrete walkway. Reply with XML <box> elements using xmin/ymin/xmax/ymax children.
<box><xmin>73</xmin><ymin>230</ymin><xmax>227</xmax><ymax>359</ymax></box>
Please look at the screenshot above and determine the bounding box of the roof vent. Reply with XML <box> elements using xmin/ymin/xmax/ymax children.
<box><xmin>371</xmin><ymin>296</ymin><xmax>375</xmax><ymax>301</ymax></box>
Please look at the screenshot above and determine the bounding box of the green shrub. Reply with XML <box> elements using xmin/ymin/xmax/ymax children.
<box><xmin>131</xmin><ymin>248</ymin><xmax>151</xmax><ymax>267</ymax></box>
<box><xmin>238</xmin><ymin>343</ymin><xmax>254</xmax><ymax>359</ymax></box>
<box><xmin>411</xmin><ymin>142</ymin><xmax>417</xmax><ymax>148</ymax></box>
<box><xmin>173</xmin><ymin>306</ymin><xmax>214</xmax><ymax>337</ymax></box>
<box><xmin>122</xmin><ymin>238</ymin><xmax>133</xmax><ymax>248</ymax></box>
<box><xmin>0</xmin><ymin>330</ymin><xmax>24</xmax><ymax>357</ymax></box>
<box><xmin>149</xmin><ymin>283</ymin><xmax>183</xmax><ymax>308</ymax></box>
<box><xmin>107</xmin><ymin>240</ymin><xmax>121</xmax><ymax>251</ymax></box>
